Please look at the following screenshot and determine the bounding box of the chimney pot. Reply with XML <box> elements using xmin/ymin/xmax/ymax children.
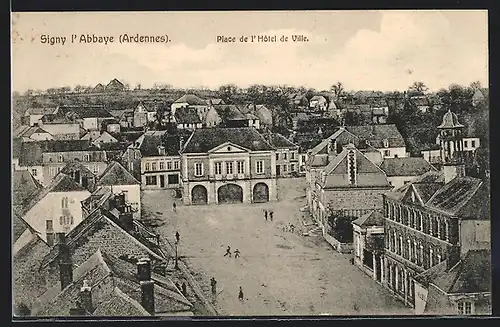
<box><xmin>137</xmin><ymin>258</ymin><xmax>152</xmax><ymax>281</ymax></box>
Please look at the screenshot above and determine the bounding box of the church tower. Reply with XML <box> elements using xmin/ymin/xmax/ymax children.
<box><xmin>438</xmin><ymin>110</ymin><xmax>466</xmax><ymax>183</ymax></box>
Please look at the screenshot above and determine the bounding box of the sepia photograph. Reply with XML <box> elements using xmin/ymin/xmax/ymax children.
<box><xmin>11</xmin><ymin>10</ymin><xmax>490</xmax><ymax>318</ymax></box>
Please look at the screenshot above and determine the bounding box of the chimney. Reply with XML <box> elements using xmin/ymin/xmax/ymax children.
<box><xmin>137</xmin><ymin>258</ymin><xmax>155</xmax><ymax>314</ymax></box>
<box><xmin>46</xmin><ymin>232</ymin><xmax>55</xmax><ymax>247</ymax></box>
<box><xmin>442</xmin><ymin>163</ymin><xmax>466</xmax><ymax>184</ymax></box>
<box><xmin>56</xmin><ymin>232</ymin><xmax>73</xmax><ymax>290</ymax></box>
<box><xmin>119</xmin><ymin>207</ymin><xmax>134</xmax><ymax>232</ymax></box>
<box><xmin>80</xmin><ymin>279</ymin><xmax>93</xmax><ymax>313</ymax></box>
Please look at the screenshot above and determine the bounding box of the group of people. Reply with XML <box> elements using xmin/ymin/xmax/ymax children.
<box><xmin>210</xmin><ymin>277</ymin><xmax>244</xmax><ymax>301</ymax></box>
<box><xmin>264</xmin><ymin>209</ymin><xmax>274</xmax><ymax>222</ymax></box>
<box><xmin>282</xmin><ymin>223</ymin><xmax>296</xmax><ymax>233</ymax></box>
<box><xmin>223</xmin><ymin>246</ymin><xmax>240</xmax><ymax>258</ymax></box>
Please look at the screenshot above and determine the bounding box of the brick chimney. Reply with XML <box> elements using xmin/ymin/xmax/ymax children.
<box><xmin>80</xmin><ymin>279</ymin><xmax>93</xmax><ymax>313</ymax></box>
<box><xmin>56</xmin><ymin>232</ymin><xmax>73</xmax><ymax>290</ymax></box>
<box><xmin>137</xmin><ymin>258</ymin><xmax>155</xmax><ymax>314</ymax></box>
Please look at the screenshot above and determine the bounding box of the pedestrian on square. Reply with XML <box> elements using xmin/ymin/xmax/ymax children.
<box><xmin>181</xmin><ymin>282</ymin><xmax>187</xmax><ymax>297</ymax></box>
<box><xmin>269</xmin><ymin>211</ymin><xmax>274</xmax><ymax>221</ymax></box>
<box><xmin>173</xmin><ymin>202</ymin><xmax>177</xmax><ymax>212</ymax></box>
<box><xmin>264</xmin><ymin>210</ymin><xmax>268</xmax><ymax>221</ymax></box>
<box><xmin>224</xmin><ymin>246</ymin><xmax>232</xmax><ymax>257</ymax></box>
<box><xmin>238</xmin><ymin>286</ymin><xmax>244</xmax><ymax>301</ymax></box>
<box><xmin>290</xmin><ymin>224</ymin><xmax>295</xmax><ymax>233</ymax></box>
<box><xmin>234</xmin><ymin>249</ymin><xmax>240</xmax><ymax>258</ymax></box>
<box><xmin>175</xmin><ymin>231</ymin><xmax>180</xmax><ymax>243</ymax></box>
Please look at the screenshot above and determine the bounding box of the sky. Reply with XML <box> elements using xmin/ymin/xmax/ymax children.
<box><xmin>11</xmin><ymin>10</ymin><xmax>488</xmax><ymax>93</ymax></box>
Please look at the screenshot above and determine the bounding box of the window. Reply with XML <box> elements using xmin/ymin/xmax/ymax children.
<box><xmin>167</xmin><ymin>161</ymin><xmax>173</xmax><ymax>170</ymax></box>
<box><xmin>152</xmin><ymin>162</ymin><xmax>157</xmax><ymax>171</ymax></box>
<box><xmin>291</xmin><ymin>152</ymin><xmax>295</xmax><ymax>160</ymax></box>
<box><xmin>84</xmin><ymin>154</ymin><xmax>90</xmax><ymax>162</ymax></box>
<box><xmin>145</xmin><ymin>175</ymin><xmax>157</xmax><ymax>185</ymax></box>
<box><xmin>283</xmin><ymin>152</ymin><xmax>287</xmax><ymax>160</ymax></box>
<box><xmin>145</xmin><ymin>163</ymin><xmax>150</xmax><ymax>171</ymax></box>
<box><xmin>215</xmin><ymin>162</ymin><xmax>223</xmax><ymax>175</ymax></box>
<box><xmin>46</xmin><ymin>220</ymin><xmax>53</xmax><ymax>231</ymax></box>
<box><xmin>60</xmin><ymin>215</ymin><xmax>74</xmax><ymax>226</ymax></box>
<box><xmin>48</xmin><ymin>167</ymin><xmax>56</xmax><ymax>176</ymax></box>
<box><xmin>168</xmin><ymin>174</ymin><xmax>179</xmax><ymax>185</ymax></box>
<box><xmin>383</xmin><ymin>139</ymin><xmax>389</xmax><ymax>148</ymax></box>
<box><xmin>93</xmin><ymin>165</ymin><xmax>99</xmax><ymax>175</ymax></box>
<box><xmin>276</xmin><ymin>153</ymin><xmax>279</xmax><ymax>160</ymax></box>
<box><xmin>174</xmin><ymin>160</ymin><xmax>179</xmax><ymax>170</ymax></box>
<box><xmin>134</xmin><ymin>151</ymin><xmax>140</xmax><ymax>159</ymax></box>
<box><xmin>458</xmin><ymin>301</ymin><xmax>473</xmax><ymax>315</ymax></box>
<box><xmin>31</xmin><ymin>169</ymin><xmax>37</xmax><ymax>176</ymax></box>
<box><xmin>471</xmin><ymin>140</ymin><xmax>476</xmax><ymax>148</ymax></box>
<box><xmin>122</xmin><ymin>190</ymin><xmax>128</xmax><ymax>201</ymax></box>
<box><xmin>237</xmin><ymin>161</ymin><xmax>245</xmax><ymax>174</ymax></box>
<box><xmin>283</xmin><ymin>164</ymin><xmax>288</xmax><ymax>172</ymax></box>
<box><xmin>61</xmin><ymin>197</ymin><xmax>69</xmax><ymax>209</ymax></box>
<box><xmin>301</xmin><ymin>155</ymin><xmax>306</xmax><ymax>162</ymax></box>
<box><xmin>194</xmin><ymin>163</ymin><xmax>204</xmax><ymax>176</ymax></box>
<box><xmin>160</xmin><ymin>161</ymin><xmax>165</xmax><ymax>170</ymax></box>
<box><xmin>384</xmin><ymin>150</ymin><xmax>390</xmax><ymax>157</ymax></box>
<box><xmin>256</xmin><ymin>161</ymin><xmax>264</xmax><ymax>174</ymax></box>
<box><xmin>56</xmin><ymin>166</ymin><xmax>62</xmax><ymax>174</ymax></box>
<box><xmin>226</xmin><ymin>162</ymin><xmax>234</xmax><ymax>174</ymax></box>
<box><xmin>291</xmin><ymin>163</ymin><xmax>296</xmax><ymax>171</ymax></box>
<box><xmin>58</xmin><ymin>155</ymin><xmax>64</xmax><ymax>163</ymax></box>
<box><xmin>158</xmin><ymin>146</ymin><xmax>166</xmax><ymax>155</ymax></box>
<box><xmin>464</xmin><ymin>140</ymin><xmax>468</xmax><ymax>148</ymax></box>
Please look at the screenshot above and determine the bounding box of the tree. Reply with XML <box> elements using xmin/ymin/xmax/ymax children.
<box><xmin>327</xmin><ymin>212</ymin><xmax>355</xmax><ymax>243</ymax></box>
<box><xmin>470</xmin><ymin>80</ymin><xmax>482</xmax><ymax>91</ymax></box>
<box><xmin>408</xmin><ymin>81</ymin><xmax>428</xmax><ymax>95</ymax></box>
<box><xmin>344</xmin><ymin>110</ymin><xmax>363</xmax><ymax>126</ymax></box>
<box><xmin>330</xmin><ymin>82</ymin><xmax>344</xmax><ymax>101</ymax></box>
<box><xmin>218</xmin><ymin>84</ymin><xmax>239</xmax><ymax>104</ymax></box>
<box><xmin>74</xmin><ymin>85</ymin><xmax>84</xmax><ymax>93</ymax></box>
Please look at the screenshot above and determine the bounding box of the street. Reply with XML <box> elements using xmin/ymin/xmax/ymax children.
<box><xmin>142</xmin><ymin>178</ymin><xmax>412</xmax><ymax>316</ymax></box>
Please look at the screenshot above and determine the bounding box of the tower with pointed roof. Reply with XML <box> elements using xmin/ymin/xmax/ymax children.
<box><xmin>438</xmin><ymin>110</ymin><xmax>465</xmax><ymax>183</ymax></box>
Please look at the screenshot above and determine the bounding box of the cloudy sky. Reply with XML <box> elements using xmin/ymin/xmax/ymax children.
<box><xmin>11</xmin><ymin>10</ymin><xmax>488</xmax><ymax>93</ymax></box>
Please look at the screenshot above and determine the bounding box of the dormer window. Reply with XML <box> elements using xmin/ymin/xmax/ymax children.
<box><xmin>227</xmin><ymin>146</ymin><xmax>231</xmax><ymax>151</ymax></box>
<box><xmin>383</xmin><ymin>139</ymin><xmax>389</xmax><ymax>148</ymax></box>
<box><xmin>58</xmin><ymin>155</ymin><xmax>64</xmax><ymax>163</ymax></box>
<box><xmin>84</xmin><ymin>154</ymin><xmax>90</xmax><ymax>162</ymax></box>
<box><xmin>158</xmin><ymin>146</ymin><xmax>166</xmax><ymax>156</ymax></box>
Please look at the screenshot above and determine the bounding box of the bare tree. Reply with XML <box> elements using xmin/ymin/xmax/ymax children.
<box><xmin>408</xmin><ymin>81</ymin><xmax>428</xmax><ymax>95</ymax></box>
<box><xmin>330</xmin><ymin>82</ymin><xmax>344</xmax><ymax>101</ymax></box>
<box><xmin>470</xmin><ymin>81</ymin><xmax>482</xmax><ymax>91</ymax></box>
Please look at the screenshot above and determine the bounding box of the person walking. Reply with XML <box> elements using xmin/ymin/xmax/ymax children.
<box><xmin>172</xmin><ymin>202</ymin><xmax>177</xmax><ymax>212</ymax></box>
<box><xmin>224</xmin><ymin>246</ymin><xmax>232</xmax><ymax>257</ymax></box>
<box><xmin>238</xmin><ymin>286</ymin><xmax>244</xmax><ymax>301</ymax></box>
<box><xmin>210</xmin><ymin>277</ymin><xmax>217</xmax><ymax>296</ymax></box>
<box><xmin>175</xmin><ymin>231</ymin><xmax>180</xmax><ymax>243</ymax></box>
<box><xmin>264</xmin><ymin>210</ymin><xmax>268</xmax><ymax>221</ymax></box>
<box><xmin>234</xmin><ymin>249</ymin><xmax>240</xmax><ymax>258</ymax></box>
<box><xmin>269</xmin><ymin>211</ymin><xmax>274</xmax><ymax>222</ymax></box>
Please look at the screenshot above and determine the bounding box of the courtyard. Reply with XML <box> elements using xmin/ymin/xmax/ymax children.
<box><xmin>142</xmin><ymin>178</ymin><xmax>412</xmax><ymax>316</ymax></box>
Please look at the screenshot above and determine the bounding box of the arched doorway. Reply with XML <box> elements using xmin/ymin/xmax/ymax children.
<box><xmin>217</xmin><ymin>184</ymin><xmax>243</xmax><ymax>204</ymax></box>
<box><xmin>191</xmin><ymin>185</ymin><xmax>208</xmax><ymax>204</ymax></box>
<box><xmin>253</xmin><ymin>183</ymin><xmax>269</xmax><ymax>203</ymax></box>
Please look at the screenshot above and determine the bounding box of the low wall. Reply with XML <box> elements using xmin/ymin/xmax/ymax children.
<box><xmin>324</xmin><ymin>233</ymin><xmax>353</xmax><ymax>254</ymax></box>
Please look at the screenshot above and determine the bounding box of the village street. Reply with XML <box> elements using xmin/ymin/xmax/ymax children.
<box><xmin>142</xmin><ymin>178</ymin><xmax>412</xmax><ymax>316</ymax></box>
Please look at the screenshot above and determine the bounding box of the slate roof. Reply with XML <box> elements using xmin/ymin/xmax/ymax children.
<box><xmin>41</xmin><ymin>114</ymin><xmax>77</xmax><ymax>124</ymax></box>
<box><xmin>12</xmin><ymin>170</ymin><xmax>44</xmax><ymax>207</ymax></box>
<box><xmin>81</xmin><ymin>130</ymin><xmax>101</xmax><ymax>141</ymax></box>
<box><xmin>426</xmin><ymin>176</ymin><xmax>489</xmax><ymax>218</ymax></box>
<box><xmin>25</xmin><ymin>107</ymin><xmax>58</xmax><ymax>116</ymax></box>
<box><xmin>379</xmin><ymin>157</ymin><xmax>436</xmax><ymax>177</ymax></box>
<box><xmin>34</xmin><ymin>249</ymin><xmax>192</xmax><ymax>316</ymax></box>
<box><xmin>431</xmin><ymin>249</ymin><xmax>491</xmax><ymax>294</ymax></box>
<box><xmin>266</xmin><ymin>133</ymin><xmax>298</xmax><ymax>149</ymax></box>
<box><xmin>345</xmin><ymin>125</ymin><xmax>406</xmax><ymax>148</ymax></box>
<box><xmin>212</xmin><ymin>105</ymin><xmax>246</xmax><ymax>121</ymax></box>
<box><xmin>58</xmin><ymin>105</ymin><xmax>114</xmax><ymax>119</ymax></box>
<box><xmin>17</xmin><ymin>126</ymin><xmax>52</xmax><ymax>138</ymax></box>
<box><xmin>97</xmin><ymin>161</ymin><xmax>140</xmax><ymax>186</ymax></box>
<box><xmin>13</xmin><ymin>231</ymin><xmax>51</xmax><ymax>309</ymax></box>
<box><xmin>181</xmin><ymin>127</ymin><xmax>275</xmax><ymax>153</ymax></box>
<box><xmin>352</xmin><ymin>210</ymin><xmax>384</xmax><ymax>227</ymax></box>
<box><xmin>414</xmin><ymin>261</ymin><xmax>448</xmax><ymax>287</ymax></box>
<box><xmin>321</xmin><ymin>144</ymin><xmax>390</xmax><ymax>189</ymax></box>
<box><xmin>137</xmin><ymin>131</ymin><xmax>181</xmax><ymax>157</ymax></box>
<box><xmin>12</xmin><ymin>214</ymin><xmax>29</xmax><ymax>244</ymax></box>
<box><xmin>174</xmin><ymin>94</ymin><xmax>207</xmax><ymax>106</ymax></box>
<box><xmin>174</xmin><ymin>107</ymin><xmax>202</xmax><ymax>124</ymax></box>
<box><xmin>18</xmin><ymin>173</ymin><xmax>87</xmax><ymax>217</ymax></box>
<box><xmin>40</xmin><ymin>208</ymin><xmax>169</xmax><ymax>269</ymax></box>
